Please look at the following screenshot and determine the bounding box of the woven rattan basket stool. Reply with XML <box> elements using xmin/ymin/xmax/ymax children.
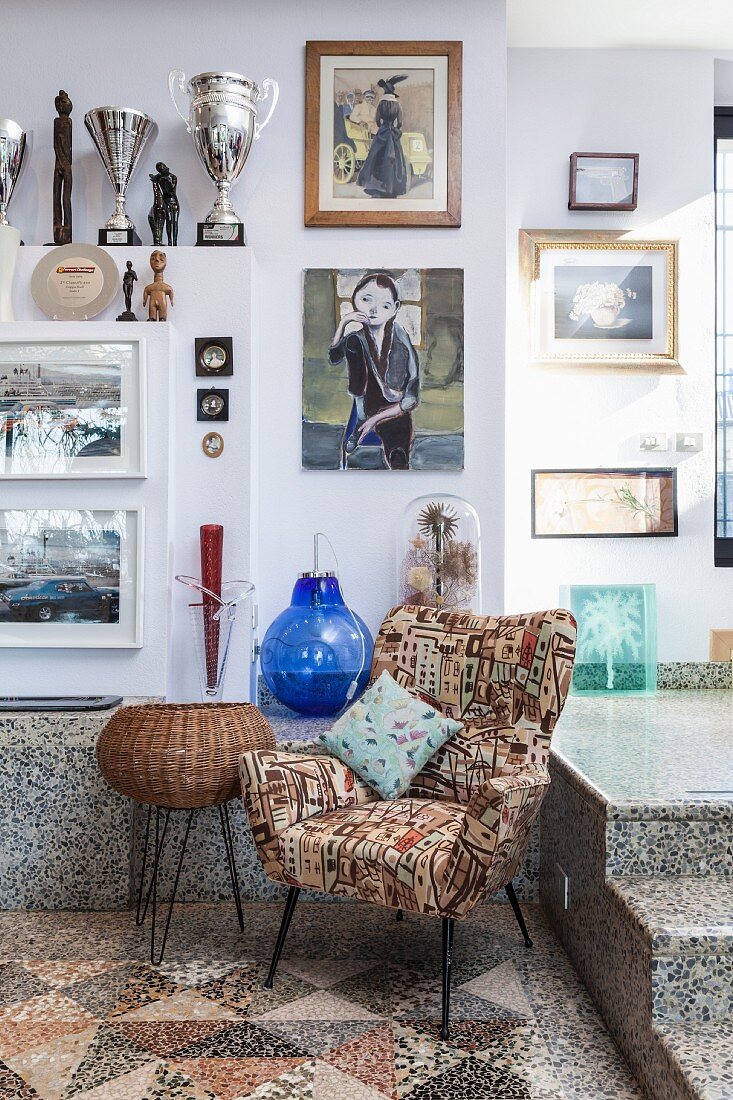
<box><xmin>97</xmin><ymin>702</ymin><xmax>275</xmax><ymax>964</ymax></box>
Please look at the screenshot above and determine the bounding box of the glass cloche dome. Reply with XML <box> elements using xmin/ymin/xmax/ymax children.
<box><xmin>397</xmin><ymin>494</ymin><xmax>481</xmax><ymax>612</ymax></box>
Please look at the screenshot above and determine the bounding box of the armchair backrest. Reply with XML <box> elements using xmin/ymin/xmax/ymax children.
<box><xmin>370</xmin><ymin>605</ymin><xmax>576</xmax><ymax>803</ymax></box>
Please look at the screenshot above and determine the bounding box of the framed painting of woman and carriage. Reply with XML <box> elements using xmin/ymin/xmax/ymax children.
<box><xmin>305</xmin><ymin>41</ymin><xmax>462</xmax><ymax>227</ymax></box>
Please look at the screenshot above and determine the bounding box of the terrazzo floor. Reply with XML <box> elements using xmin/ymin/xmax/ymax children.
<box><xmin>0</xmin><ymin>901</ymin><xmax>643</xmax><ymax>1100</ymax></box>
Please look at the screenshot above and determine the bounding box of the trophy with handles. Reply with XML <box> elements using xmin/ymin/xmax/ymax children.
<box><xmin>0</xmin><ymin>119</ymin><xmax>32</xmax><ymax>322</ymax></box>
<box><xmin>168</xmin><ymin>69</ymin><xmax>279</xmax><ymax>245</ymax></box>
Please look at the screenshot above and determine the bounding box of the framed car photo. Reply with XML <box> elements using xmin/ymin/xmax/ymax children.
<box><xmin>0</xmin><ymin>338</ymin><xmax>146</xmax><ymax>479</ymax></box>
<box><xmin>0</xmin><ymin>507</ymin><xmax>143</xmax><ymax>647</ymax></box>
<box><xmin>520</xmin><ymin>229</ymin><xmax>680</xmax><ymax>373</ymax></box>
<box><xmin>305</xmin><ymin>40</ymin><xmax>462</xmax><ymax>227</ymax></box>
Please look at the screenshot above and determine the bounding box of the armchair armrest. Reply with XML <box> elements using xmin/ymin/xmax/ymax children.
<box><xmin>239</xmin><ymin>749</ymin><xmax>377</xmax><ymax>881</ymax></box>
<box><xmin>438</xmin><ymin>764</ymin><xmax>550</xmax><ymax>918</ymax></box>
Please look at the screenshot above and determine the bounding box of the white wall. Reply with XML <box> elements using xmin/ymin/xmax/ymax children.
<box><xmin>0</xmin><ymin>248</ymin><xmax>257</xmax><ymax>698</ymax></box>
<box><xmin>2</xmin><ymin>0</ymin><xmax>506</xmax><ymax>696</ymax></box>
<box><xmin>506</xmin><ymin>49</ymin><xmax>730</xmax><ymax>660</ymax></box>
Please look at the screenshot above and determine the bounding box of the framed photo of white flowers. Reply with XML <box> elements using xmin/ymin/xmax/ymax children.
<box><xmin>519</xmin><ymin>230</ymin><xmax>680</xmax><ymax>373</ymax></box>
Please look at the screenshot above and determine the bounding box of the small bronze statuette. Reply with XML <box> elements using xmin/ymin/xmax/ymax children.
<box><xmin>143</xmin><ymin>249</ymin><xmax>174</xmax><ymax>321</ymax></box>
<box><xmin>116</xmin><ymin>260</ymin><xmax>138</xmax><ymax>321</ymax></box>
<box><xmin>53</xmin><ymin>90</ymin><xmax>73</xmax><ymax>245</ymax></box>
<box><xmin>148</xmin><ymin>162</ymin><xmax>179</xmax><ymax>246</ymax></box>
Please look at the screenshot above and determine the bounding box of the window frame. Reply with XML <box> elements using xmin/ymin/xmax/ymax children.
<box><xmin>715</xmin><ymin>108</ymin><xmax>733</xmax><ymax>566</ymax></box>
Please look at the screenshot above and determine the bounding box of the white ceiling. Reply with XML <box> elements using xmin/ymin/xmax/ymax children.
<box><xmin>508</xmin><ymin>0</ymin><xmax>733</xmax><ymax>50</ymax></box>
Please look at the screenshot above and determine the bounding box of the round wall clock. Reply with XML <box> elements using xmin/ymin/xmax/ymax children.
<box><xmin>31</xmin><ymin>244</ymin><xmax>119</xmax><ymax>320</ymax></box>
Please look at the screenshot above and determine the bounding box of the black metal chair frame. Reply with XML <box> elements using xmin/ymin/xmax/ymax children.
<box><xmin>136</xmin><ymin>800</ymin><xmax>244</xmax><ymax>965</ymax></box>
<box><xmin>263</xmin><ymin>878</ymin><xmax>533</xmax><ymax>1041</ymax></box>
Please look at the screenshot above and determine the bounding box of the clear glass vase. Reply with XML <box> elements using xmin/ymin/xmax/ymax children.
<box><xmin>397</xmin><ymin>495</ymin><xmax>482</xmax><ymax>612</ymax></box>
<box><xmin>175</xmin><ymin>576</ymin><xmax>254</xmax><ymax>702</ymax></box>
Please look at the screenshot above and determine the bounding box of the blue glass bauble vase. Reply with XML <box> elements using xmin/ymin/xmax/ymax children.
<box><xmin>260</xmin><ymin>572</ymin><xmax>373</xmax><ymax>717</ymax></box>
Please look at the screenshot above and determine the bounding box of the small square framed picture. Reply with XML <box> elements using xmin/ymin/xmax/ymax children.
<box><xmin>569</xmin><ymin>153</ymin><xmax>639</xmax><ymax>211</ymax></box>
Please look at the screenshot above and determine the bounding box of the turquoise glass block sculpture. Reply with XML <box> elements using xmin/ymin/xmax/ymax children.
<box><xmin>560</xmin><ymin>584</ymin><xmax>657</xmax><ymax>695</ymax></box>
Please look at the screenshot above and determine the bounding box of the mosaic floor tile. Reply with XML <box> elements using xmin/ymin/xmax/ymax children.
<box><xmin>0</xmin><ymin>1060</ymin><xmax>42</xmax><ymax>1100</ymax></box>
<box><xmin>113</xmin><ymin>1020</ymin><xmax>235</xmax><ymax>1058</ymax></box>
<box><xmin>109</xmin><ymin>964</ymin><xmax>180</xmax><ymax>1018</ymax></box>
<box><xmin>143</xmin><ymin>1063</ymin><xmax>218</xmax><ymax>1099</ymax></box>
<box><xmin>120</xmin><ymin>988</ymin><xmax>241</xmax><ymax>1023</ymax></box>
<box><xmin>257</xmin><ymin>1019</ymin><xmax>380</xmax><ymax>1056</ymax></box>
<box><xmin>2</xmin><ymin>1027</ymin><xmax>97</xmax><ymax>1100</ymax></box>
<box><xmin>71</xmin><ymin>1060</ymin><xmax>160</xmax><ymax>1099</ymax></box>
<box><xmin>0</xmin><ymin>964</ymin><xmax>51</xmax><ymax>1006</ymax></box>
<box><xmin>320</xmin><ymin>1022</ymin><xmax>396</xmax><ymax>1096</ymax></box>
<box><xmin>63</xmin><ymin>1024</ymin><xmax>155</xmax><ymax>1096</ymax></box>
<box><xmin>312</xmin><ymin>1062</ymin><xmax>391</xmax><ymax>1100</ymax></box>
<box><xmin>64</xmin><ymin>965</ymin><xmax>138</xmax><ymax>1019</ymax></box>
<box><xmin>0</xmin><ymin>901</ymin><xmax>647</xmax><ymax>1100</ymax></box>
<box><xmin>0</xmin><ymin>990</ymin><xmax>99</xmax><ymax>1059</ymax></box>
<box><xmin>21</xmin><ymin>960</ymin><xmax>125</xmax><ymax>990</ymax></box>
<box><xmin>171</xmin><ymin>1057</ymin><xmax>303</xmax><ymax>1100</ymax></box>
<box><xmin>457</xmin><ymin>961</ymin><xmax>535</xmax><ymax>1017</ymax></box>
<box><xmin>393</xmin><ymin>1019</ymin><xmax>464</xmax><ymax>1097</ymax></box>
<box><xmin>246</xmin><ymin>1058</ymin><xmax>316</xmax><ymax>1099</ymax></box>
<box><xmin>406</xmin><ymin>1053</ymin><xmax>551</xmax><ymax>1099</ymax></box>
<box><xmin>255</xmin><ymin>989</ymin><xmax>384</xmax><ymax>1024</ymax></box>
<box><xmin>174</xmin><ymin>1020</ymin><xmax>308</xmax><ymax>1059</ymax></box>
<box><xmin>280</xmin><ymin>957</ymin><xmax>376</xmax><ymax>989</ymax></box>
<box><xmin>329</xmin><ymin>966</ymin><xmax>392</xmax><ymax>1017</ymax></box>
<box><xmin>198</xmin><ymin>963</ymin><xmax>315</xmax><ymax>1018</ymax></box>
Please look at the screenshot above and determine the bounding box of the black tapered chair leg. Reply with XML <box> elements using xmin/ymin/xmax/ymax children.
<box><xmin>264</xmin><ymin>886</ymin><xmax>300</xmax><ymax>989</ymax></box>
<box><xmin>505</xmin><ymin>879</ymin><xmax>533</xmax><ymax>947</ymax></box>
<box><xmin>396</xmin><ymin>908</ymin><xmax>404</xmax><ymax>921</ymax></box>
<box><xmin>440</xmin><ymin>916</ymin><xmax>454</xmax><ymax>1041</ymax></box>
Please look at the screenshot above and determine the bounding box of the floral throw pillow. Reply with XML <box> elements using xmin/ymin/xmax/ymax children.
<box><xmin>318</xmin><ymin>670</ymin><xmax>463</xmax><ymax>800</ymax></box>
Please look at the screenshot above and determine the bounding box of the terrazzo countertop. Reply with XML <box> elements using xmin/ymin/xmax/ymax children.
<box><xmin>552</xmin><ymin>691</ymin><xmax>733</xmax><ymax>817</ymax></box>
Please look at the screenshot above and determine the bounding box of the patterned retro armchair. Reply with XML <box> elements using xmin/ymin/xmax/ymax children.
<box><xmin>240</xmin><ymin>605</ymin><xmax>576</xmax><ymax>1039</ymax></box>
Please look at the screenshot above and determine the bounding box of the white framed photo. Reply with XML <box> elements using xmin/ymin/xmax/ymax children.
<box><xmin>0</xmin><ymin>338</ymin><xmax>146</xmax><ymax>479</ymax></box>
<box><xmin>0</xmin><ymin>507</ymin><xmax>143</xmax><ymax>648</ymax></box>
<box><xmin>520</xmin><ymin>230</ymin><xmax>680</xmax><ymax>373</ymax></box>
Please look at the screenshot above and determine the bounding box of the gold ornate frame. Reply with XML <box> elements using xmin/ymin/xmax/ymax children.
<box><xmin>519</xmin><ymin>229</ymin><xmax>681</xmax><ymax>374</ymax></box>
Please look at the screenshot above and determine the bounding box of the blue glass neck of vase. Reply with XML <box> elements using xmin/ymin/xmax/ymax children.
<box><xmin>290</xmin><ymin>575</ymin><xmax>346</xmax><ymax>609</ymax></box>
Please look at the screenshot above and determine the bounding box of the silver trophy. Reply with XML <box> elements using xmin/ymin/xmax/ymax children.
<box><xmin>0</xmin><ymin>119</ymin><xmax>31</xmax><ymax>322</ymax></box>
<box><xmin>0</xmin><ymin>118</ymin><xmax>32</xmax><ymax>227</ymax></box>
<box><xmin>84</xmin><ymin>106</ymin><xmax>157</xmax><ymax>244</ymax></box>
<box><xmin>168</xmin><ymin>69</ymin><xmax>279</xmax><ymax>242</ymax></box>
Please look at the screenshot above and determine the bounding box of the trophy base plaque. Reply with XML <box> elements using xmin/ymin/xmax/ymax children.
<box><xmin>196</xmin><ymin>222</ymin><xmax>245</xmax><ymax>246</ymax></box>
<box><xmin>99</xmin><ymin>228</ymin><xmax>141</xmax><ymax>247</ymax></box>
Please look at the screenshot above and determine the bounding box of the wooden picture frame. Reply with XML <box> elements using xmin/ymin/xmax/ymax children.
<box><xmin>531</xmin><ymin>469</ymin><xmax>678</xmax><ymax>539</ymax></box>
<box><xmin>569</xmin><ymin>152</ymin><xmax>639</xmax><ymax>211</ymax></box>
<box><xmin>305</xmin><ymin>40</ymin><xmax>462</xmax><ymax>227</ymax></box>
<box><xmin>519</xmin><ymin>229</ymin><xmax>680</xmax><ymax>374</ymax></box>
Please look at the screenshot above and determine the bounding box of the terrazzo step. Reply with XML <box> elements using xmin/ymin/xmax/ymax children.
<box><xmin>654</xmin><ymin>1020</ymin><xmax>733</xmax><ymax>1100</ymax></box>
<box><xmin>608</xmin><ymin>875</ymin><xmax>733</xmax><ymax>1024</ymax></box>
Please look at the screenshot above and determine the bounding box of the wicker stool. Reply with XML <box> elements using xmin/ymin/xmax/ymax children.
<box><xmin>97</xmin><ymin>702</ymin><xmax>275</xmax><ymax>964</ymax></box>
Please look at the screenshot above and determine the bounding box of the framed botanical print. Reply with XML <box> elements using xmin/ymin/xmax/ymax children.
<box><xmin>532</xmin><ymin>469</ymin><xmax>678</xmax><ymax>538</ymax></box>
<box><xmin>0</xmin><ymin>507</ymin><xmax>143</xmax><ymax>647</ymax></box>
<box><xmin>569</xmin><ymin>152</ymin><xmax>639</xmax><ymax>211</ymax></box>
<box><xmin>0</xmin><ymin>339</ymin><xmax>145</xmax><ymax>478</ymax></box>
<box><xmin>520</xmin><ymin>230</ymin><xmax>680</xmax><ymax>373</ymax></box>
<box><xmin>305</xmin><ymin>40</ymin><xmax>462</xmax><ymax>227</ymax></box>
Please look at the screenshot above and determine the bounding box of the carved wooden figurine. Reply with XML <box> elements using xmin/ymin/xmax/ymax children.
<box><xmin>148</xmin><ymin>162</ymin><xmax>179</xmax><ymax>246</ymax></box>
<box><xmin>142</xmin><ymin>250</ymin><xmax>174</xmax><ymax>321</ymax></box>
<box><xmin>116</xmin><ymin>260</ymin><xmax>138</xmax><ymax>321</ymax></box>
<box><xmin>53</xmin><ymin>90</ymin><xmax>73</xmax><ymax>245</ymax></box>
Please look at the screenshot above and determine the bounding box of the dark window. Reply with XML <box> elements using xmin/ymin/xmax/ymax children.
<box><xmin>715</xmin><ymin>109</ymin><xmax>733</xmax><ymax>564</ymax></box>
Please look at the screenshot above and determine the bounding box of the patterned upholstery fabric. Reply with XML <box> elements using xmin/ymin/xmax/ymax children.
<box><xmin>279</xmin><ymin>798</ymin><xmax>465</xmax><ymax>914</ymax></box>
<box><xmin>240</xmin><ymin>607</ymin><xmax>576</xmax><ymax>919</ymax></box>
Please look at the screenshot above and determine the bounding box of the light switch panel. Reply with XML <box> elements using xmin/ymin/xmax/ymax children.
<box><xmin>675</xmin><ymin>432</ymin><xmax>703</xmax><ymax>452</ymax></box>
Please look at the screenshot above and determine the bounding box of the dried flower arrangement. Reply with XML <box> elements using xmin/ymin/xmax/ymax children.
<box><xmin>399</xmin><ymin>500</ymin><xmax>479</xmax><ymax>610</ymax></box>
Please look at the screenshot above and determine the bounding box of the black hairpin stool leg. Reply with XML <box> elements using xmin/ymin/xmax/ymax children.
<box><xmin>136</xmin><ymin>805</ymin><xmax>171</xmax><ymax>926</ymax></box>
<box><xmin>505</xmin><ymin>879</ymin><xmax>533</xmax><ymax>948</ymax></box>
<box><xmin>264</xmin><ymin>886</ymin><xmax>300</xmax><ymax>989</ymax></box>
<box><xmin>219</xmin><ymin>802</ymin><xmax>244</xmax><ymax>931</ymax></box>
<box><xmin>440</xmin><ymin>916</ymin><xmax>454</xmax><ymax>1041</ymax></box>
<box><xmin>396</xmin><ymin>908</ymin><xmax>404</xmax><ymax>921</ymax></box>
<box><xmin>145</xmin><ymin>807</ymin><xmax>195</xmax><ymax>966</ymax></box>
